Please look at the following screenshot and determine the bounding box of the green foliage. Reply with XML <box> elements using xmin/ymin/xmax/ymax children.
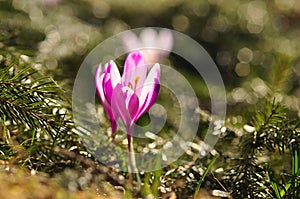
<box><xmin>268</xmin><ymin>54</ymin><xmax>293</xmax><ymax>93</ymax></box>
<box><xmin>0</xmin><ymin>52</ymin><xmax>77</xmax><ymax>172</ymax></box>
<box><xmin>225</xmin><ymin>101</ymin><xmax>300</xmax><ymax>198</ymax></box>
<box><xmin>194</xmin><ymin>154</ymin><xmax>218</xmax><ymax>199</ymax></box>
<box><xmin>0</xmin><ymin>66</ymin><xmax>69</xmax><ymax>139</ymax></box>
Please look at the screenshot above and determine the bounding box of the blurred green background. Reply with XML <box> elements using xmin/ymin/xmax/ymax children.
<box><xmin>1</xmin><ymin>0</ymin><xmax>300</xmax><ymax>117</ymax></box>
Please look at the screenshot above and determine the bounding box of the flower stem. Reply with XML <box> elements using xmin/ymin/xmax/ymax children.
<box><xmin>128</xmin><ymin>135</ymin><xmax>141</xmax><ymax>190</ymax></box>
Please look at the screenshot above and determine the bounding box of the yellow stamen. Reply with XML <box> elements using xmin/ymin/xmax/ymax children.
<box><xmin>133</xmin><ymin>76</ymin><xmax>140</xmax><ymax>92</ymax></box>
<box><xmin>128</xmin><ymin>82</ymin><xmax>133</xmax><ymax>89</ymax></box>
<box><xmin>127</xmin><ymin>76</ymin><xmax>140</xmax><ymax>93</ymax></box>
<box><xmin>134</xmin><ymin>76</ymin><xmax>140</xmax><ymax>84</ymax></box>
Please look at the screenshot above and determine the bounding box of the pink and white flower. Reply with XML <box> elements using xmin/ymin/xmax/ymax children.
<box><xmin>95</xmin><ymin>51</ymin><xmax>160</xmax><ymax>146</ymax></box>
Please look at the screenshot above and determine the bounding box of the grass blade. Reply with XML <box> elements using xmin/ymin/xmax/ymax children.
<box><xmin>194</xmin><ymin>154</ymin><xmax>218</xmax><ymax>199</ymax></box>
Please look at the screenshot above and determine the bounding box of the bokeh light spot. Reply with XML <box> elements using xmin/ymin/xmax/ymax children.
<box><xmin>235</xmin><ymin>63</ymin><xmax>250</xmax><ymax>77</ymax></box>
<box><xmin>237</xmin><ymin>47</ymin><xmax>253</xmax><ymax>63</ymax></box>
<box><xmin>172</xmin><ymin>15</ymin><xmax>190</xmax><ymax>32</ymax></box>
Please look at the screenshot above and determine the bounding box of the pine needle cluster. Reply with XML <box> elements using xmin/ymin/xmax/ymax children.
<box><xmin>0</xmin><ymin>51</ymin><xmax>75</xmax><ymax>172</ymax></box>
<box><xmin>225</xmin><ymin>101</ymin><xmax>300</xmax><ymax>198</ymax></box>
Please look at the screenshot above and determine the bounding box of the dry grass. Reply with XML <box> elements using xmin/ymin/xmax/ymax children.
<box><xmin>0</xmin><ymin>163</ymin><xmax>123</xmax><ymax>199</ymax></box>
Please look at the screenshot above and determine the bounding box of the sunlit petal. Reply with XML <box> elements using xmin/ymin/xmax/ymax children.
<box><xmin>95</xmin><ymin>65</ymin><xmax>118</xmax><ymax>133</ymax></box>
<box><xmin>140</xmin><ymin>28</ymin><xmax>157</xmax><ymax>48</ymax></box>
<box><xmin>128</xmin><ymin>93</ymin><xmax>139</xmax><ymax>123</ymax></box>
<box><xmin>122</xmin><ymin>51</ymin><xmax>147</xmax><ymax>96</ymax></box>
<box><xmin>107</xmin><ymin>60</ymin><xmax>121</xmax><ymax>88</ymax></box>
<box><xmin>158</xmin><ymin>29</ymin><xmax>173</xmax><ymax>52</ymax></box>
<box><xmin>95</xmin><ymin>65</ymin><xmax>106</xmax><ymax>103</ymax></box>
<box><xmin>137</xmin><ymin>63</ymin><xmax>160</xmax><ymax>118</ymax></box>
<box><xmin>122</xmin><ymin>31</ymin><xmax>140</xmax><ymax>50</ymax></box>
<box><xmin>111</xmin><ymin>83</ymin><xmax>130</xmax><ymax>127</ymax></box>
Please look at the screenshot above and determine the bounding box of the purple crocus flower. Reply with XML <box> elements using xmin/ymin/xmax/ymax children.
<box><xmin>95</xmin><ymin>51</ymin><xmax>160</xmax><ymax>147</ymax></box>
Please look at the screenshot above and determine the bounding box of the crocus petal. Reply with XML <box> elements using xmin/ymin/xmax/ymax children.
<box><xmin>102</xmin><ymin>61</ymin><xmax>121</xmax><ymax>90</ymax></box>
<box><xmin>138</xmin><ymin>63</ymin><xmax>160</xmax><ymax>104</ymax></box>
<box><xmin>137</xmin><ymin>63</ymin><xmax>160</xmax><ymax>119</ymax></box>
<box><xmin>122</xmin><ymin>51</ymin><xmax>147</xmax><ymax>96</ymax></box>
<box><xmin>127</xmin><ymin>93</ymin><xmax>139</xmax><ymax>123</ymax></box>
<box><xmin>101</xmin><ymin>61</ymin><xmax>121</xmax><ymax>105</ymax></box>
<box><xmin>140</xmin><ymin>28</ymin><xmax>157</xmax><ymax>48</ymax></box>
<box><xmin>110</xmin><ymin>118</ymin><xmax>117</xmax><ymax>133</ymax></box>
<box><xmin>111</xmin><ymin>83</ymin><xmax>131</xmax><ymax>128</ymax></box>
<box><xmin>102</xmin><ymin>74</ymin><xmax>112</xmax><ymax>102</ymax></box>
<box><xmin>107</xmin><ymin>60</ymin><xmax>121</xmax><ymax>88</ymax></box>
<box><xmin>95</xmin><ymin>65</ymin><xmax>118</xmax><ymax>133</ymax></box>
<box><xmin>137</xmin><ymin>80</ymin><xmax>160</xmax><ymax>119</ymax></box>
<box><xmin>95</xmin><ymin>69</ymin><xmax>112</xmax><ymax>116</ymax></box>
<box><xmin>158</xmin><ymin>29</ymin><xmax>173</xmax><ymax>53</ymax></box>
<box><xmin>103</xmin><ymin>104</ymin><xmax>117</xmax><ymax>133</ymax></box>
<box><xmin>95</xmin><ymin>65</ymin><xmax>105</xmax><ymax>102</ymax></box>
<box><xmin>122</xmin><ymin>31</ymin><xmax>140</xmax><ymax>50</ymax></box>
